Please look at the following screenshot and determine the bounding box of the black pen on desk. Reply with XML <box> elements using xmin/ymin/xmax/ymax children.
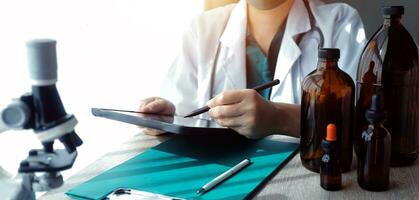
<box><xmin>184</xmin><ymin>79</ymin><xmax>280</xmax><ymax>118</ymax></box>
<box><xmin>196</xmin><ymin>158</ymin><xmax>252</xmax><ymax>195</ymax></box>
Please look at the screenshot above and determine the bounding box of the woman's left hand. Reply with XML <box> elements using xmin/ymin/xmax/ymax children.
<box><xmin>207</xmin><ymin>89</ymin><xmax>280</xmax><ymax>139</ymax></box>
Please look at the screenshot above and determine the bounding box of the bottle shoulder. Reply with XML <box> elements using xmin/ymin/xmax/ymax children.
<box><xmin>357</xmin><ymin>22</ymin><xmax>419</xmax><ymax>84</ymax></box>
<box><xmin>302</xmin><ymin>68</ymin><xmax>355</xmax><ymax>92</ymax></box>
<box><xmin>339</xmin><ymin>68</ymin><xmax>356</xmax><ymax>87</ymax></box>
<box><xmin>362</xmin><ymin>124</ymin><xmax>391</xmax><ymax>141</ymax></box>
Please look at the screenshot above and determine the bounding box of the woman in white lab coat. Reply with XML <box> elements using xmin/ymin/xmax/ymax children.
<box><xmin>138</xmin><ymin>0</ymin><xmax>366</xmax><ymax>138</ymax></box>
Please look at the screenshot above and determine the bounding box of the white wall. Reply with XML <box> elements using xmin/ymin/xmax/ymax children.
<box><xmin>0</xmin><ymin>0</ymin><xmax>203</xmax><ymax>184</ymax></box>
<box><xmin>324</xmin><ymin>0</ymin><xmax>419</xmax><ymax>42</ymax></box>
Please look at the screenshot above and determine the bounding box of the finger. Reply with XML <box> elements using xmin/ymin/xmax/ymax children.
<box><xmin>138</xmin><ymin>97</ymin><xmax>159</xmax><ymax>111</ymax></box>
<box><xmin>214</xmin><ymin>114</ymin><xmax>247</xmax><ymax>128</ymax></box>
<box><xmin>208</xmin><ymin>103</ymin><xmax>245</xmax><ymax>119</ymax></box>
<box><xmin>140</xmin><ymin>127</ymin><xmax>166</xmax><ymax>136</ymax></box>
<box><xmin>143</xmin><ymin>98</ymin><xmax>172</xmax><ymax>114</ymax></box>
<box><xmin>208</xmin><ymin>90</ymin><xmax>248</xmax><ymax>107</ymax></box>
<box><xmin>233</xmin><ymin>127</ymin><xmax>260</xmax><ymax>139</ymax></box>
<box><xmin>222</xmin><ymin>119</ymin><xmax>260</xmax><ymax>139</ymax></box>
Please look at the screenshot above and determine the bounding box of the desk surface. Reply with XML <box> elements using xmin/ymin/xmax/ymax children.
<box><xmin>41</xmin><ymin>133</ymin><xmax>419</xmax><ymax>200</ymax></box>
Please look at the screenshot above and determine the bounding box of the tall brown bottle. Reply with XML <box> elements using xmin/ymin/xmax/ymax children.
<box><xmin>354</xmin><ymin>6</ymin><xmax>419</xmax><ymax>166</ymax></box>
<box><xmin>301</xmin><ymin>48</ymin><xmax>354</xmax><ymax>173</ymax></box>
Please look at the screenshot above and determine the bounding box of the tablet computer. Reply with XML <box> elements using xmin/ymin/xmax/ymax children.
<box><xmin>91</xmin><ymin>108</ymin><xmax>238</xmax><ymax>135</ymax></box>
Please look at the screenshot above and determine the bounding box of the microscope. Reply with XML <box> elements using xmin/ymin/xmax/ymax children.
<box><xmin>0</xmin><ymin>39</ymin><xmax>82</xmax><ymax>199</ymax></box>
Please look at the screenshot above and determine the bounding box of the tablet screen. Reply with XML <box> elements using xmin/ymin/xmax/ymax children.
<box><xmin>92</xmin><ymin>108</ymin><xmax>234</xmax><ymax>135</ymax></box>
<box><xmin>121</xmin><ymin>110</ymin><xmax>224</xmax><ymax>129</ymax></box>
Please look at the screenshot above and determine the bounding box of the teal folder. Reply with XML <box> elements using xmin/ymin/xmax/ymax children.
<box><xmin>66</xmin><ymin>134</ymin><xmax>299</xmax><ymax>200</ymax></box>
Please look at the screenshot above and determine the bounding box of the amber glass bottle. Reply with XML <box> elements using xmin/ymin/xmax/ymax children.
<box><xmin>320</xmin><ymin>124</ymin><xmax>341</xmax><ymax>191</ymax></box>
<box><xmin>354</xmin><ymin>6</ymin><xmax>419</xmax><ymax>166</ymax></box>
<box><xmin>301</xmin><ymin>48</ymin><xmax>354</xmax><ymax>173</ymax></box>
<box><xmin>358</xmin><ymin>94</ymin><xmax>391</xmax><ymax>191</ymax></box>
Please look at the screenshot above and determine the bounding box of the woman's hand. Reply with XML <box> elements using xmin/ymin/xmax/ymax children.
<box><xmin>137</xmin><ymin>97</ymin><xmax>175</xmax><ymax>136</ymax></box>
<box><xmin>207</xmin><ymin>89</ymin><xmax>280</xmax><ymax>139</ymax></box>
<box><xmin>138</xmin><ymin>97</ymin><xmax>175</xmax><ymax>115</ymax></box>
<box><xmin>208</xmin><ymin>89</ymin><xmax>301</xmax><ymax>139</ymax></box>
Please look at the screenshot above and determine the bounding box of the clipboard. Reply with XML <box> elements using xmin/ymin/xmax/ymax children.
<box><xmin>66</xmin><ymin>134</ymin><xmax>300</xmax><ymax>200</ymax></box>
<box><xmin>91</xmin><ymin>108</ymin><xmax>237</xmax><ymax>135</ymax></box>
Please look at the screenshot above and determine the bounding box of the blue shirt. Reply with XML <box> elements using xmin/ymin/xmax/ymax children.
<box><xmin>245</xmin><ymin>34</ymin><xmax>272</xmax><ymax>100</ymax></box>
<box><xmin>245</xmin><ymin>22</ymin><xmax>286</xmax><ymax>100</ymax></box>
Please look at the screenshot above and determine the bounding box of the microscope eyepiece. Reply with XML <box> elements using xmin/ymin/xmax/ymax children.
<box><xmin>26</xmin><ymin>39</ymin><xmax>58</xmax><ymax>86</ymax></box>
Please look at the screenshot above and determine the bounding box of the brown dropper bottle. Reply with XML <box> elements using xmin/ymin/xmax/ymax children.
<box><xmin>358</xmin><ymin>94</ymin><xmax>391</xmax><ymax>191</ymax></box>
<box><xmin>301</xmin><ymin>48</ymin><xmax>354</xmax><ymax>173</ymax></box>
<box><xmin>320</xmin><ymin>124</ymin><xmax>341</xmax><ymax>191</ymax></box>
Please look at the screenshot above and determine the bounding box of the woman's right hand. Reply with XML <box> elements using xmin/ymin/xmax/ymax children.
<box><xmin>137</xmin><ymin>97</ymin><xmax>175</xmax><ymax>136</ymax></box>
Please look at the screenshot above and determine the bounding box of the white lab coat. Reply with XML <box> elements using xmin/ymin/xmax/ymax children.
<box><xmin>161</xmin><ymin>0</ymin><xmax>366</xmax><ymax>118</ymax></box>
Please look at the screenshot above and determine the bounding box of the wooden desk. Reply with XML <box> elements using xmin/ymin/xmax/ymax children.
<box><xmin>41</xmin><ymin>133</ymin><xmax>419</xmax><ymax>200</ymax></box>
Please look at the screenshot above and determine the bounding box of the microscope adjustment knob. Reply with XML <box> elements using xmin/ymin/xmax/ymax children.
<box><xmin>1</xmin><ymin>100</ymin><xmax>31</xmax><ymax>129</ymax></box>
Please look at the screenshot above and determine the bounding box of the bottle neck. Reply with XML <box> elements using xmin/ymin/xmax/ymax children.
<box><xmin>322</xmin><ymin>139</ymin><xmax>337</xmax><ymax>154</ymax></box>
<box><xmin>317</xmin><ymin>59</ymin><xmax>338</xmax><ymax>70</ymax></box>
<box><xmin>368</xmin><ymin>122</ymin><xmax>389</xmax><ymax>137</ymax></box>
<box><xmin>369</xmin><ymin>121</ymin><xmax>386</xmax><ymax>130</ymax></box>
<box><xmin>371</xmin><ymin>121</ymin><xmax>384</xmax><ymax>127</ymax></box>
<box><xmin>383</xmin><ymin>16</ymin><xmax>402</xmax><ymax>27</ymax></box>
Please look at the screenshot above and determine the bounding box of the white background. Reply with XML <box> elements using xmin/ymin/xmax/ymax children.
<box><xmin>0</xmin><ymin>0</ymin><xmax>203</xmax><ymax>187</ymax></box>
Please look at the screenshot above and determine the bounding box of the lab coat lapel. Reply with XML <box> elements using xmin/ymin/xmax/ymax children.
<box><xmin>216</xmin><ymin>0</ymin><xmax>312</xmax><ymax>95</ymax></box>
<box><xmin>218</xmin><ymin>0</ymin><xmax>247</xmax><ymax>90</ymax></box>
<box><xmin>270</xmin><ymin>0</ymin><xmax>311</xmax><ymax>99</ymax></box>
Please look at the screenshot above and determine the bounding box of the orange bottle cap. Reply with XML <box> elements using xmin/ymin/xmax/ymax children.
<box><xmin>326</xmin><ymin>124</ymin><xmax>337</xmax><ymax>141</ymax></box>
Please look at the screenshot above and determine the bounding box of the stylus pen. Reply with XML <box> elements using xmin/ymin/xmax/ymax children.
<box><xmin>196</xmin><ymin>158</ymin><xmax>252</xmax><ymax>195</ymax></box>
<box><xmin>184</xmin><ymin>79</ymin><xmax>280</xmax><ymax>118</ymax></box>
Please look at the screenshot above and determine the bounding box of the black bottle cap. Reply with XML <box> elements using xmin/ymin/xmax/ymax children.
<box><xmin>318</xmin><ymin>48</ymin><xmax>340</xmax><ymax>60</ymax></box>
<box><xmin>382</xmin><ymin>6</ymin><xmax>404</xmax><ymax>16</ymax></box>
<box><xmin>366</xmin><ymin>94</ymin><xmax>386</xmax><ymax>122</ymax></box>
